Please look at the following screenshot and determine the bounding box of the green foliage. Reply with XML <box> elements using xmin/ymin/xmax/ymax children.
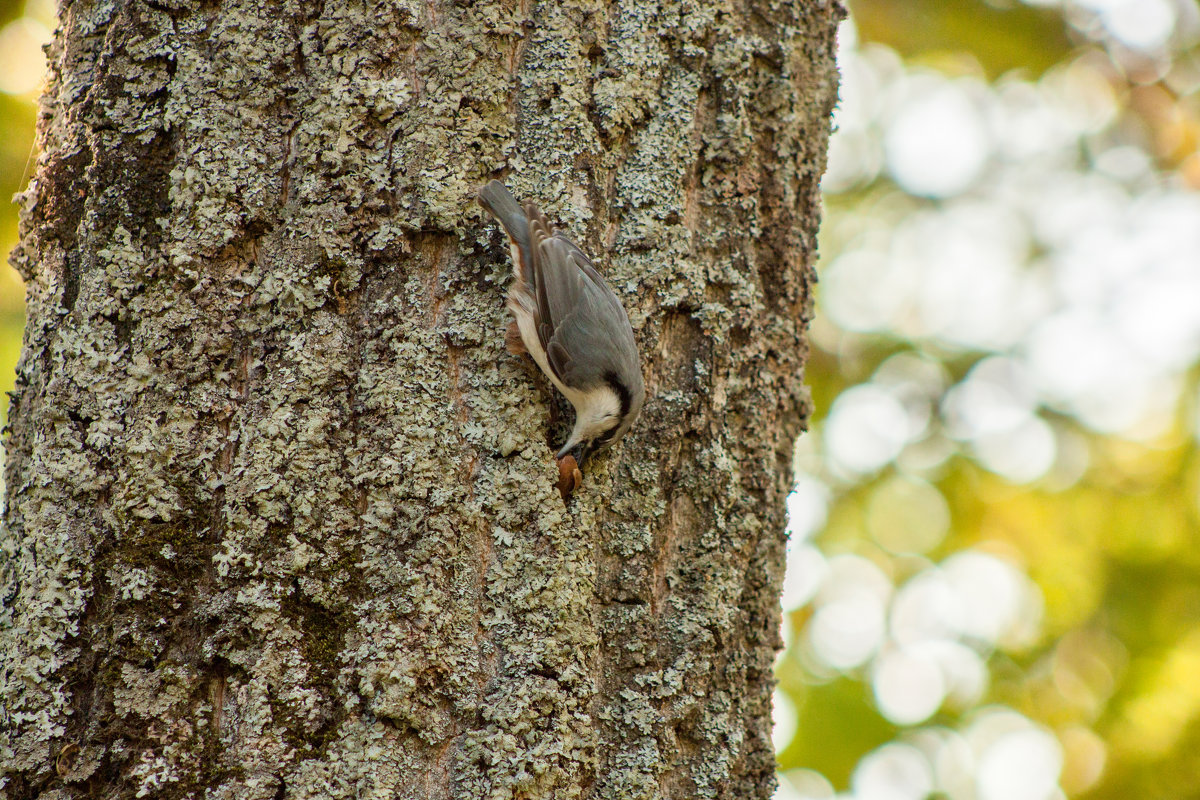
<box><xmin>850</xmin><ymin>0</ymin><xmax>1075</xmax><ymax>78</ymax></box>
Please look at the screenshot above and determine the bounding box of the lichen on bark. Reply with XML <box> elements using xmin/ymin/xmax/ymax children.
<box><xmin>0</xmin><ymin>0</ymin><xmax>841</xmax><ymax>798</ymax></box>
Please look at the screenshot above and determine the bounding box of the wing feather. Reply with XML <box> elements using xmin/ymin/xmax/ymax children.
<box><xmin>521</xmin><ymin>203</ymin><xmax>642</xmax><ymax>415</ymax></box>
<box><xmin>540</xmin><ymin>262</ymin><xmax>635</xmax><ymax>386</ymax></box>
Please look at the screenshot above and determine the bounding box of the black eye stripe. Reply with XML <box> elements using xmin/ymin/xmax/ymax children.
<box><xmin>587</xmin><ymin>423</ymin><xmax>621</xmax><ymax>455</ymax></box>
<box><xmin>602</xmin><ymin>371</ymin><xmax>632</xmax><ymax>419</ymax></box>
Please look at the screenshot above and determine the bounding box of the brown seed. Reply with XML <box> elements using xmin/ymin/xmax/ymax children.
<box><xmin>557</xmin><ymin>454</ymin><xmax>583</xmax><ymax>499</ymax></box>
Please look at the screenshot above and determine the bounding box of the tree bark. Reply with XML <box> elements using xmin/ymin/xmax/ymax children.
<box><xmin>0</xmin><ymin>0</ymin><xmax>840</xmax><ymax>797</ymax></box>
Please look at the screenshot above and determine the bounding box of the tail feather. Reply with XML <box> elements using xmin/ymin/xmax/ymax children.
<box><xmin>478</xmin><ymin>180</ymin><xmax>530</xmax><ymax>248</ymax></box>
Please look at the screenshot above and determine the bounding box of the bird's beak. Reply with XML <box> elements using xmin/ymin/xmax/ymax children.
<box><xmin>556</xmin><ymin>441</ymin><xmax>587</xmax><ymax>464</ymax></box>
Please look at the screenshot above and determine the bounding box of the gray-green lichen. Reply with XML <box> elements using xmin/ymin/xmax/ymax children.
<box><xmin>0</xmin><ymin>0</ymin><xmax>840</xmax><ymax>797</ymax></box>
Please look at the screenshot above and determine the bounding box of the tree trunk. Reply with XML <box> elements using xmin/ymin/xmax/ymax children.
<box><xmin>0</xmin><ymin>0</ymin><xmax>840</xmax><ymax>797</ymax></box>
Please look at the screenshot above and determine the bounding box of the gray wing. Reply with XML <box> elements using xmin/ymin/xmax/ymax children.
<box><xmin>525</xmin><ymin>207</ymin><xmax>639</xmax><ymax>391</ymax></box>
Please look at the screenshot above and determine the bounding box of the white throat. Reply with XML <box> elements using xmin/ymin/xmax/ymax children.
<box><xmin>509</xmin><ymin>296</ymin><xmax>623</xmax><ymax>455</ymax></box>
<box><xmin>562</xmin><ymin>385</ymin><xmax>622</xmax><ymax>447</ymax></box>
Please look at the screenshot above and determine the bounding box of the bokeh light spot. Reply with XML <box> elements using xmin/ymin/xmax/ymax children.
<box><xmin>809</xmin><ymin>555</ymin><xmax>894</xmax><ymax>670</ymax></box>
<box><xmin>787</xmin><ymin>475</ymin><xmax>831</xmax><ymax>542</ymax></box>
<box><xmin>885</xmin><ymin>82</ymin><xmax>990</xmax><ymax>197</ymax></box>
<box><xmin>976</xmin><ymin>727</ymin><xmax>1063</xmax><ymax>800</ymax></box>
<box><xmin>776</xmin><ymin>769</ymin><xmax>835</xmax><ymax>800</ymax></box>
<box><xmin>853</xmin><ymin>743</ymin><xmax>935</xmax><ymax>800</ymax></box>
<box><xmin>808</xmin><ymin>590</ymin><xmax>887</xmax><ymax>670</ymax></box>
<box><xmin>0</xmin><ymin>18</ymin><xmax>52</xmax><ymax>96</ymax></box>
<box><xmin>867</xmin><ymin>475</ymin><xmax>950</xmax><ymax>554</ymax></box>
<box><xmin>824</xmin><ymin>385</ymin><xmax>911</xmax><ymax>476</ymax></box>
<box><xmin>1059</xmin><ymin>725</ymin><xmax>1107</xmax><ymax>795</ymax></box>
<box><xmin>774</xmin><ymin>689</ymin><xmax>799</xmax><ymax>755</ymax></box>
<box><xmin>1100</xmin><ymin>0</ymin><xmax>1176</xmax><ymax>51</ymax></box>
<box><xmin>782</xmin><ymin>542</ymin><xmax>827</xmax><ymax>613</ymax></box>
<box><xmin>942</xmin><ymin>551</ymin><xmax>1041</xmax><ymax>648</ymax></box>
<box><xmin>873</xmin><ymin>646</ymin><xmax>947</xmax><ymax>725</ymax></box>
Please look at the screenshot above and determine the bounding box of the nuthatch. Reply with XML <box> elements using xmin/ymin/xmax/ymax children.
<box><xmin>478</xmin><ymin>181</ymin><xmax>645</xmax><ymax>489</ymax></box>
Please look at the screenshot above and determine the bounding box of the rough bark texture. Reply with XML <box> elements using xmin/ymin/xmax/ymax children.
<box><xmin>0</xmin><ymin>0</ymin><xmax>840</xmax><ymax>798</ymax></box>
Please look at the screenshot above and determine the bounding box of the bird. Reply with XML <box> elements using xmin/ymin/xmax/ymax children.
<box><xmin>478</xmin><ymin>180</ymin><xmax>645</xmax><ymax>492</ymax></box>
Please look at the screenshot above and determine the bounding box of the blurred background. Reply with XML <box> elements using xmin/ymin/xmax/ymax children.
<box><xmin>2</xmin><ymin>0</ymin><xmax>1199</xmax><ymax>798</ymax></box>
<box><xmin>775</xmin><ymin>1</ymin><xmax>1200</xmax><ymax>799</ymax></box>
<box><xmin>0</xmin><ymin>0</ymin><xmax>47</xmax><ymax>437</ymax></box>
